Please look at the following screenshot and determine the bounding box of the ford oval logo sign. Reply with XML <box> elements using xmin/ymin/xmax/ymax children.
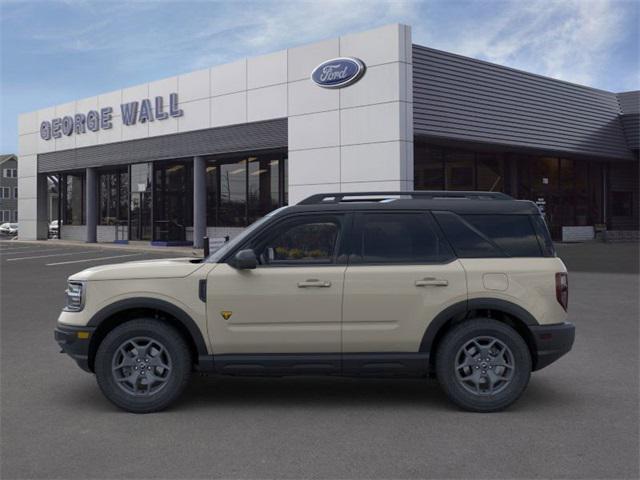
<box><xmin>311</xmin><ymin>57</ymin><xmax>366</xmax><ymax>89</ymax></box>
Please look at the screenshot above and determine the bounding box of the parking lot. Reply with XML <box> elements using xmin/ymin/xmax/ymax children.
<box><xmin>1</xmin><ymin>240</ymin><xmax>638</xmax><ymax>479</ymax></box>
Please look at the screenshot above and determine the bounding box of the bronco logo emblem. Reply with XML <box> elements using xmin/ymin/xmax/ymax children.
<box><xmin>311</xmin><ymin>57</ymin><xmax>366</xmax><ymax>89</ymax></box>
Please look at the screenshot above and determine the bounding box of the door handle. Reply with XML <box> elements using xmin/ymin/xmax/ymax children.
<box><xmin>297</xmin><ymin>279</ymin><xmax>332</xmax><ymax>288</ymax></box>
<box><xmin>415</xmin><ymin>277</ymin><xmax>449</xmax><ymax>287</ymax></box>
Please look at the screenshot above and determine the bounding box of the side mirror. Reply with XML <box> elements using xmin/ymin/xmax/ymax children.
<box><xmin>230</xmin><ymin>249</ymin><xmax>258</xmax><ymax>270</ymax></box>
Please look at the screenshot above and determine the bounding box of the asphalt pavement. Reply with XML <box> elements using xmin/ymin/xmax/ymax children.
<box><xmin>1</xmin><ymin>240</ymin><xmax>638</xmax><ymax>479</ymax></box>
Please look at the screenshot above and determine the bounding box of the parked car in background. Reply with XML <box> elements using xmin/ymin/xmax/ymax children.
<box><xmin>0</xmin><ymin>223</ymin><xmax>18</xmax><ymax>236</ymax></box>
<box><xmin>49</xmin><ymin>220</ymin><xmax>60</xmax><ymax>238</ymax></box>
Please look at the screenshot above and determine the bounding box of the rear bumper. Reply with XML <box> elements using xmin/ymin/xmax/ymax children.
<box><xmin>529</xmin><ymin>322</ymin><xmax>575</xmax><ymax>371</ymax></box>
<box><xmin>54</xmin><ymin>324</ymin><xmax>95</xmax><ymax>373</ymax></box>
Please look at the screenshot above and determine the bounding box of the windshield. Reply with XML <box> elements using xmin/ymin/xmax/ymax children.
<box><xmin>206</xmin><ymin>206</ymin><xmax>290</xmax><ymax>263</ymax></box>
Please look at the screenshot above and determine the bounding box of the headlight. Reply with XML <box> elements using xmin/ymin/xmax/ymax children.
<box><xmin>63</xmin><ymin>281</ymin><xmax>85</xmax><ymax>312</ymax></box>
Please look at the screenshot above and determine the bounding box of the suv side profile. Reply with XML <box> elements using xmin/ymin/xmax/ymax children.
<box><xmin>55</xmin><ymin>191</ymin><xmax>575</xmax><ymax>413</ymax></box>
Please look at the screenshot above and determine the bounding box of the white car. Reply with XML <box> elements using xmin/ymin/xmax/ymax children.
<box><xmin>0</xmin><ymin>223</ymin><xmax>18</xmax><ymax>235</ymax></box>
<box><xmin>49</xmin><ymin>220</ymin><xmax>60</xmax><ymax>238</ymax></box>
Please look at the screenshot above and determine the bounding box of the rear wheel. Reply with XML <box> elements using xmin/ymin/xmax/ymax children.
<box><xmin>95</xmin><ymin>319</ymin><xmax>192</xmax><ymax>413</ymax></box>
<box><xmin>436</xmin><ymin>318</ymin><xmax>531</xmax><ymax>412</ymax></box>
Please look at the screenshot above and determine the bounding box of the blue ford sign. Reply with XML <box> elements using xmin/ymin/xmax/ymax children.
<box><xmin>311</xmin><ymin>57</ymin><xmax>366</xmax><ymax>89</ymax></box>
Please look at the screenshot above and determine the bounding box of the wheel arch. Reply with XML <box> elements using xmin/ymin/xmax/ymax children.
<box><xmin>421</xmin><ymin>298</ymin><xmax>539</xmax><ymax>371</ymax></box>
<box><xmin>86</xmin><ymin>298</ymin><xmax>208</xmax><ymax>372</ymax></box>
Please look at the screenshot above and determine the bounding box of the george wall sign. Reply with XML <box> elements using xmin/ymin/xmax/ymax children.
<box><xmin>40</xmin><ymin>93</ymin><xmax>184</xmax><ymax>141</ymax></box>
<box><xmin>311</xmin><ymin>57</ymin><xmax>366</xmax><ymax>89</ymax></box>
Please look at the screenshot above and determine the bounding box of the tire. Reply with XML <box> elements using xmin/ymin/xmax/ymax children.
<box><xmin>435</xmin><ymin>318</ymin><xmax>531</xmax><ymax>412</ymax></box>
<box><xmin>95</xmin><ymin>319</ymin><xmax>192</xmax><ymax>413</ymax></box>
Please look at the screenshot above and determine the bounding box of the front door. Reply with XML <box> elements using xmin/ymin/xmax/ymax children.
<box><xmin>341</xmin><ymin>212</ymin><xmax>467</xmax><ymax>354</ymax></box>
<box><xmin>206</xmin><ymin>213</ymin><xmax>348</xmax><ymax>357</ymax></box>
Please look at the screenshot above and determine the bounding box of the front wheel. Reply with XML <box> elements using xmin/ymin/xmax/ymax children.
<box><xmin>436</xmin><ymin>318</ymin><xmax>532</xmax><ymax>412</ymax></box>
<box><xmin>95</xmin><ymin>319</ymin><xmax>192</xmax><ymax>413</ymax></box>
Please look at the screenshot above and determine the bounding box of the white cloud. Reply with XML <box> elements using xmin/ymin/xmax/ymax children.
<box><xmin>414</xmin><ymin>0</ymin><xmax>636</xmax><ymax>89</ymax></box>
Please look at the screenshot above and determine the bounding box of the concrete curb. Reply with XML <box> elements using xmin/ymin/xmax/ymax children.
<box><xmin>6</xmin><ymin>239</ymin><xmax>204</xmax><ymax>256</ymax></box>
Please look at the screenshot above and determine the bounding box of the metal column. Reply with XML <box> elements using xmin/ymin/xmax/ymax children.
<box><xmin>193</xmin><ymin>156</ymin><xmax>207</xmax><ymax>248</ymax></box>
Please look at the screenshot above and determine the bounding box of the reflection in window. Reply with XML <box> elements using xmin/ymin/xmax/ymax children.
<box><xmin>446</xmin><ymin>151</ymin><xmax>475</xmax><ymax>190</ymax></box>
<box><xmin>220</xmin><ymin>160</ymin><xmax>247</xmax><ymax>227</ymax></box>
<box><xmin>414</xmin><ymin>145</ymin><xmax>444</xmax><ymax>190</ymax></box>
<box><xmin>154</xmin><ymin>161</ymin><xmax>192</xmax><ymax>241</ymax></box>
<box><xmin>207</xmin><ymin>152</ymin><xmax>287</xmax><ymax>227</ymax></box>
<box><xmin>477</xmin><ymin>154</ymin><xmax>503</xmax><ymax>191</ymax></box>
<box><xmin>612</xmin><ymin>192</ymin><xmax>633</xmax><ymax>217</ymax></box>
<box><xmin>261</xmin><ymin>220</ymin><xmax>339</xmax><ymax>264</ymax></box>
<box><xmin>248</xmin><ymin>157</ymin><xmax>280</xmax><ymax>223</ymax></box>
<box><xmin>98</xmin><ymin>169</ymin><xmax>128</xmax><ymax>225</ymax></box>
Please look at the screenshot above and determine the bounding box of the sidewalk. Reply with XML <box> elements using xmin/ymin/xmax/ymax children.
<box><xmin>5</xmin><ymin>238</ymin><xmax>204</xmax><ymax>256</ymax></box>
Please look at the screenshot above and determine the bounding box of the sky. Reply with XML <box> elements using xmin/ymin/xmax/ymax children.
<box><xmin>1</xmin><ymin>0</ymin><xmax>638</xmax><ymax>153</ymax></box>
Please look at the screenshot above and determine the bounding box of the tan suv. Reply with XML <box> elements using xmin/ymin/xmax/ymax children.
<box><xmin>55</xmin><ymin>191</ymin><xmax>574</xmax><ymax>413</ymax></box>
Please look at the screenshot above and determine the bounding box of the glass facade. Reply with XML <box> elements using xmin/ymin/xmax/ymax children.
<box><xmin>154</xmin><ymin>161</ymin><xmax>192</xmax><ymax>241</ymax></box>
<box><xmin>61</xmin><ymin>173</ymin><xmax>85</xmax><ymax>225</ymax></box>
<box><xmin>206</xmin><ymin>151</ymin><xmax>287</xmax><ymax>228</ymax></box>
<box><xmin>98</xmin><ymin>169</ymin><xmax>128</xmax><ymax>225</ymax></box>
<box><xmin>415</xmin><ymin>141</ymin><xmax>638</xmax><ymax>238</ymax></box>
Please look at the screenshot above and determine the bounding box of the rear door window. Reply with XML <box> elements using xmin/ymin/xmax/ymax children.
<box><xmin>352</xmin><ymin>212</ymin><xmax>454</xmax><ymax>264</ymax></box>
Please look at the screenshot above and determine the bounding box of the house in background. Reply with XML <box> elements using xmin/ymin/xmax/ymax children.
<box><xmin>0</xmin><ymin>154</ymin><xmax>18</xmax><ymax>223</ymax></box>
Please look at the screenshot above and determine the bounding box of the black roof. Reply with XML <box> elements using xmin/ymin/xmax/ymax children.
<box><xmin>287</xmin><ymin>191</ymin><xmax>540</xmax><ymax>215</ymax></box>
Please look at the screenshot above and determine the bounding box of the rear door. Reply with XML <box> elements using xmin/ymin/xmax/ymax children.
<box><xmin>341</xmin><ymin>211</ymin><xmax>467</xmax><ymax>353</ymax></box>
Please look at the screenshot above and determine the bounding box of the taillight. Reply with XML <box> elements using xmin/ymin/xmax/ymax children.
<box><xmin>556</xmin><ymin>272</ymin><xmax>568</xmax><ymax>311</ymax></box>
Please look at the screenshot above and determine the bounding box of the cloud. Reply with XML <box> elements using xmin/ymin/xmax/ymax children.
<box><xmin>414</xmin><ymin>0</ymin><xmax>637</xmax><ymax>89</ymax></box>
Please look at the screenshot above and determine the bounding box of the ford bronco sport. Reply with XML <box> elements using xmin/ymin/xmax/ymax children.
<box><xmin>55</xmin><ymin>191</ymin><xmax>574</xmax><ymax>413</ymax></box>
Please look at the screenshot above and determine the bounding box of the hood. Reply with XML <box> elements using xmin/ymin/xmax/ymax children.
<box><xmin>69</xmin><ymin>257</ymin><xmax>205</xmax><ymax>281</ymax></box>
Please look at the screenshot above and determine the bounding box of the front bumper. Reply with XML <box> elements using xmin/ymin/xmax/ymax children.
<box><xmin>529</xmin><ymin>322</ymin><xmax>575</xmax><ymax>371</ymax></box>
<box><xmin>54</xmin><ymin>324</ymin><xmax>95</xmax><ymax>372</ymax></box>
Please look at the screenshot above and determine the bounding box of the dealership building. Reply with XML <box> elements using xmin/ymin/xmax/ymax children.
<box><xmin>17</xmin><ymin>24</ymin><xmax>639</xmax><ymax>245</ymax></box>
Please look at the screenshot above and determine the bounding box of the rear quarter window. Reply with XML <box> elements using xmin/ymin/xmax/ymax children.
<box><xmin>462</xmin><ymin>215</ymin><xmax>543</xmax><ymax>257</ymax></box>
<box><xmin>434</xmin><ymin>212</ymin><xmax>548</xmax><ymax>258</ymax></box>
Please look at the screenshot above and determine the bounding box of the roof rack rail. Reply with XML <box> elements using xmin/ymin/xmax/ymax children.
<box><xmin>298</xmin><ymin>190</ymin><xmax>512</xmax><ymax>205</ymax></box>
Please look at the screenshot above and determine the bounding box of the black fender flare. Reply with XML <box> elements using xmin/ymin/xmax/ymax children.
<box><xmin>87</xmin><ymin>297</ymin><xmax>208</xmax><ymax>356</ymax></box>
<box><xmin>419</xmin><ymin>298</ymin><xmax>539</xmax><ymax>353</ymax></box>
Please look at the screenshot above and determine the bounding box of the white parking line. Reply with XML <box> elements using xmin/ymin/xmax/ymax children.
<box><xmin>6</xmin><ymin>250</ymin><xmax>99</xmax><ymax>262</ymax></box>
<box><xmin>46</xmin><ymin>253</ymin><xmax>143</xmax><ymax>266</ymax></box>
<box><xmin>0</xmin><ymin>246</ymin><xmax>47</xmax><ymax>253</ymax></box>
<box><xmin>0</xmin><ymin>248</ymin><xmax>71</xmax><ymax>256</ymax></box>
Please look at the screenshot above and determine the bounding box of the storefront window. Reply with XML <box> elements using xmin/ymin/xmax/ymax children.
<box><xmin>207</xmin><ymin>151</ymin><xmax>287</xmax><ymax>227</ymax></box>
<box><xmin>62</xmin><ymin>173</ymin><xmax>85</xmax><ymax>225</ymax></box>
<box><xmin>98</xmin><ymin>169</ymin><xmax>128</xmax><ymax>225</ymax></box>
<box><xmin>154</xmin><ymin>161</ymin><xmax>192</xmax><ymax>241</ymax></box>
<box><xmin>414</xmin><ymin>144</ymin><xmax>444</xmax><ymax>190</ymax></box>
<box><xmin>445</xmin><ymin>151</ymin><xmax>475</xmax><ymax>190</ymax></box>
<box><xmin>414</xmin><ymin>142</ymin><xmax>610</xmax><ymax>239</ymax></box>
<box><xmin>477</xmin><ymin>154</ymin><xmax>504</xmax><ymax>191</ymax></box>
<box><xmin>248</xmin><ymin>156</ymin><xmax>281</xmax><ymax>223</ymax></box>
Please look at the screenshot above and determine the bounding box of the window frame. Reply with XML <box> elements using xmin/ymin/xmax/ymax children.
<box><xmin>224</xmin><ymin>212</ymin><xmax>352</xmax><ymax>268</ymax></box>
<box><xmin>349</xmin><ymin>210</ymin><xmax>456</xmax><ymax>266</ymax></box>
